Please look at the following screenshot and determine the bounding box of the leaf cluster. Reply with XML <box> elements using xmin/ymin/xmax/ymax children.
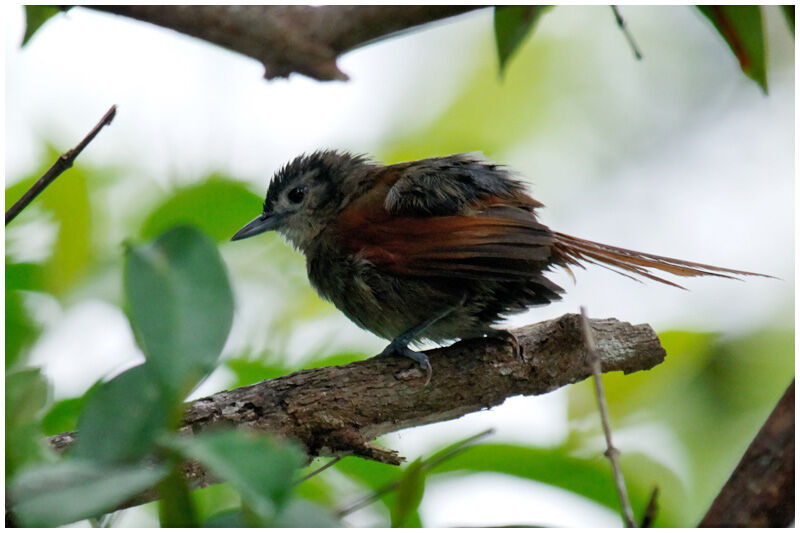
<box><xmin>7</xmin><ymin>227</ymin><xmax>321</xmax><ymax>527</ymax></box>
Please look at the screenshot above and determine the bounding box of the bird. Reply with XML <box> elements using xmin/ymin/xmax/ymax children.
<box><xmin>232</xmin><ymin>150</ymin><xmax>767</xmax><ymax>383</ymax></box>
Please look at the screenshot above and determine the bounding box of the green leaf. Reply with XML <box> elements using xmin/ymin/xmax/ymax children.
<box><xmin>141</xmin><ymin>176</ymin><xmax>264</xmax><ymax>242</ymax></box>
<box><xmin>6</xmin><ymin>150</ymin><xmax>94</xmax><ymax>295</ymax></box>
<box><xmin>166</xmin><ymin>430</ymin><xmax>305</xmax><ymax>523</ymax></box>
<box><xmin>43</xmin><ymin>158</ymin><xmax>93</xmax><ymax>295</ymax></box>
<box><xmin>494</xmin><ymin>6</ymin><xmax>550</xmax><ymax>75</ymax></box>
<box><xmin>335</xmin><ymin>455</ymin><xmax>401</xmax><ymax>491</ymax></box>
<box><xmin>10</xmin><ymin>460</ymin><xmax>167</xmax><ymax>527</ymax></box>
<box><xmin>6</xmin><ymin>368</ymin><xmax>52</xmax><ymax>478</ymax></box>
<box><xmin>125</xmin><ymin>226</ymin><xmax>234</xmax><ymax>395</ymax></box>
<box><xmin>42</xmin><ymin>396</ymin><xmax>86</xmax><ymax>435</ymax></box>
<box><xmin>226</xmin><ymin>358</ymin><xmax>289</xmax><ymax>388</ymax></box>
<box><xmin>307</xmin><ymin>351</ymin><xmax>366</xmax><ymax>369</ymax></box>
<box><xmin>158</xmin><ymin>460</ymin><xmax>199</xmax><ymax>527</ymax></box>
<box><xmin>6</xmin><ymin>257</ymin><xmax>45</xmax><ymax>369</ymax></box>
<box><xmin>5</xmin><ymin>291</ymin><xmax>41</xmax><ymax>369</ymax></box>
<box><xmin>204</xmin><ymin>509</ymin><xmax>248</xmax><ymax>527</ymax></box>
<box><xmin>192</xmin><ymin>483</ymin><xmax>242</xmax><ymax>525</ymax></box>
<box><xmin>568</xmin><ymin>330</ymin><xmax>717</xmax><ymax>422</ymax></box>
<box><xmin>6</xmin><ymin>260</ymin><xmax>44</xmax><ymax>291</ymax></box>
<box><xmin>293</xmin><ymin>466</ymin><xmax>337</xmax><ymax>507</ymax></box>
<box><xmin>781</xmin><ymin>6</ymin><xmax>794</xmax><ymax>36</ymax></box>
<box><xmin>697</xmin><ymin>6</ymin><xmax>768</xmax><ymax>93</ymax></box>
<box><xmin>273</xmin><ymin>500</ymin><xmax>343</xmax><ymax>527</ymax></box>
<box><xmin>6</xmin><ymin>367</ymin><xmax>48</xmax><ymax>427</ymax></box>
<box><xmin>226</xmin><ymin>352</ymin><xmax>369</xmax><ymax>389</ymax></box>
<box><xmin>390</xmin><ymin>458</ymin><xmax>425</xmax><ymax>527</ymax></box>
<box><xmin>71</xmin><ymin>364</ymin><xmax>172</xmax><ymax>464</ymax></box>
<box><xmin>22</xmin><ymin>6</ymin><xmax>62</xmax><ymax>46</ymax></box>
<box><xmin>427</xmin><ymin>444</ymin><xmax>676</xmax><ymax>525</ymax></box>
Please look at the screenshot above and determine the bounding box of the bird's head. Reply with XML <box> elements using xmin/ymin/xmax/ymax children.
<box><xmin>232</xmin><ymin>150</ymin><xmax>371</xmax><ymax>251</ymax></box>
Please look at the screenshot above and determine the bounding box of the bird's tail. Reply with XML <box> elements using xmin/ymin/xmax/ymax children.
<box><xmin>552</xmin><ymin>231</ymin><xmax>772</xmax><ymax>289</ymax></box>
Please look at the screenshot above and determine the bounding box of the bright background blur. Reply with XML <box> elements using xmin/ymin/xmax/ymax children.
<box><xmin>5</xmin><ymin>5</ymin><xmax>794</xmax><ymax>527</ymax></box>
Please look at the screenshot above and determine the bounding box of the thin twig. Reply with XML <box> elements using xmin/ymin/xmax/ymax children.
<box><xmin>336</xmin><ymin>429</ymin><xmax>494</xmax><ymax>518</ymax></box>
<box><xmin>294</xmin><ymin>457</ymin><xmax>342</xmax><ymax>485</ymax></box>
<box><xmin>611</xmin><ymin>6</ymin><xmax>643</xmax><ymax>61</ymax></box>
<box><xmin>640</xmin><ymin>486</ymin><xmax>659</xmax><ymax>527</ymax></box>
<box><xmin>5</xmin><ymin>105</ymin><xmax>117</xmax><ymax>225</ymax></box>
<box><xmin>580</xmin><ymin>306</ymin><xmax>636</xmax><ymax>527</ymax></box>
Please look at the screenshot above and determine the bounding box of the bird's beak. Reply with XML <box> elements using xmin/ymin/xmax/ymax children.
<box><xmin>231</xmin><ymin>213</ymin><xmax>281</xmax><ymax>241</ymax></box>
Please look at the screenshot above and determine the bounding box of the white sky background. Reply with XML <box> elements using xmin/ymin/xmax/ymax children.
<box><xmin>4</xmin><ymin>5</ymin><xmax>795</xmax><ymax>528</ymax></box>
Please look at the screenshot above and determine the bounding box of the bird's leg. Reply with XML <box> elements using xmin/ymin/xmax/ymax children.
<box><xmin>378</xmin><ymin>305</ymin><xmax>458</xmax><ymax>385</ymax></box>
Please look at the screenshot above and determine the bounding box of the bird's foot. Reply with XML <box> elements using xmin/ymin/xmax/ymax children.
<box><xmin>487</xmin><ymin>329</ymin><xmax>523</xmax><ymax>358</ymax></box>
<box><xmin>379</xmin><ymin>341</ymin><xmax>432</xmax><ymax>386</ymax></box>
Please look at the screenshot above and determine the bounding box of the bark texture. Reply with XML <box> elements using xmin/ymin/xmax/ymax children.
<box><xmin>87</xmin><ymin>5</ymin><xmax>483</xmax><ymax>81</ymax></box>
<box><xmin>699</xmin><ymin>380</ymin><xmax>795</xmax><ymax>527</ymax></box>
<box><xmin>48</xmin><ymin>314</ymin><xmax>665</xmax><ymax>502</ymax></box>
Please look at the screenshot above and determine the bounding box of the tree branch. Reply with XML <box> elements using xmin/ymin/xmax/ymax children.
<box><xmin>85</xmin><ymin>6</ymin><xmax>483</xmax><ymax>81</ymax></box>
<box><xmin>699</xmin><ymin>380</ymin><xmax>794</xmax><ymax>527</ymax></box>
<box><xmin>48</xmin><ymin>313</ymin><xmax>665</xmax><ymax>507</ymax></box>
<box><xmin>5</xmin><ymin>105</ymin><xmax>116</xmax><ymax>225</ymax></box>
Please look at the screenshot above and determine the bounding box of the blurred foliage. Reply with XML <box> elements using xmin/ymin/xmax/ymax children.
<box><xmin>490</xmin><ymin>5</ymin><xmax>778</xmax><ymax>96</ymax></box>
<box><xmin>140</xmin><ymin>176</ymin><xmax>262</xmax><ymax>242</ymax></box>
<box><xmin>7</xmin><ymin>5</ymin><xmax>794</xmax><ymax>528</ymax></box>
<box><xmin>697</xmin><ymin>6</ymin><xmax>768</xmax><ymax>92</ymax></box>
<box><xmin>41</xmin><ymin>395</ymin><xmax>88</xmax><ymax>435</ymax></box>
<box><xmin>781</xmin><ymin>5</ymin><xmax>795</xmax><ymax>35</ymax></box>
<box><xmin>6</xmin><ymin>288</ymin><xmax>41</xmax><ymax>369</ymax></box>
<box><xmin>22</xmin><ymin>5</ymin><xmax>61</xmax><ymax>46</ymax></box>
<box><xmin>11</xmin><ymin>460</ymin><xmax>169</xmax><ymax>527</ymax></box>
<box><xmin>6</xmin><ymin>368</ymin><xmax>53</xmax><ymax>479</ymax></box>
<box><xmin>379</xmin><ymin>34</ymin><xmax>570</xmax><ymax>164</ymax></box>
<box><xmin>6</xmin><ymin>227</ymin><xmax>315</xmax><ymax>527</ymax></box>
<box><xmin>567</xmin><ymin>329</ymin><xmax>794</xmax><ymax>526</ymax></box>
<box><xmin>493</xmin><ymin>6</ymin><xmax>551</xmax><ymax>76</ymax></box>
<box><xmin>165</xmin><ymin>431</ymin><xmax>306</xmax><ymax>525</ymax></box>
<box><xmin>6</xmin><ymin>147</ymin><xmax>93</xmax><ymax>296</ymax></box>
<box><xmin>124</xmin><ymin>226</ymin><xmax>233</xmax><ymax>397</ymax></box>
<box><xmin>429</xmin><ymin>443</ymin><xmax>684</xmax><ymax>527</ymax></box>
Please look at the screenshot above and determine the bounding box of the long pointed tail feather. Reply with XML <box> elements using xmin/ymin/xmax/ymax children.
<box><xmin>553</xmin><ymin>232</ymin><xmax>773</xmax><ymax>289</ymax></box>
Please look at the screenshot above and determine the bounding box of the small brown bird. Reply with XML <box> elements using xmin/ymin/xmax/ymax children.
<box><xmin>232</xmin><ymin>150</ymin><xmax>766</xmax><ymax>381</ymax></box>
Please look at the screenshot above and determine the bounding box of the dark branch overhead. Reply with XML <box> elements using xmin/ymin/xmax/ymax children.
<box><xmin>87</xmin><ymin>5</ymin><xmax>484</xmax><ymax>81</ymax></box>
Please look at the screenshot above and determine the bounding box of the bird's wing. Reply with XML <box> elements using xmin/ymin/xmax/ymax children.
<box><xmin>336</xmin><ymin>155</ymin><xmax>555</xmax><ymax>280</ymax></box>
<box><xmin>381</xmin><ymin>153</ymin><xmax>542</xmax><ymax>215</ymax></box>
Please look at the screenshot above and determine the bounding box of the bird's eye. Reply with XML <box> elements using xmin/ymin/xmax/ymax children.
<box><xmin>287</xmin><ymin>186</ymin><xmax>307</xmax><ymax>204</ymax></box>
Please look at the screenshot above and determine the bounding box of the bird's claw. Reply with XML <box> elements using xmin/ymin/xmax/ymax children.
<box><xmin>488</xmin><ymin>329</ymin><xmax>522</xmax><ymax>358</ymax></box>
<box><xmin>379</xmin><ymin>342</ymin><xmax>432</xmax><ymax>386</ymax></box>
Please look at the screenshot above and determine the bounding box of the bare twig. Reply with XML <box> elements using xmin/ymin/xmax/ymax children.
<box><xmin>580</xmin><ymin>306</ymin><xmax>636</xmax><ymax>528</ymax></box>
<box><xmin>294</xmin><ymin>457</ymin><xmax>342</xmax><ymax>486</ymax></box>
<box><xmin>336</xmin><ymin>429</ymin><xmax>494</xmax><ymax>518</ymax></box>
<box><xmin>611</xmin><ymin>6</ymin><xmax>643</xmax><ymax>61</ymax></box>
<box><xmin>699</xmin><ymin>380</ymin><xmax>794</xmax><ymax>527</ymax></box>
<box><xmin>5</xmin><ymin>105</ymin><xmax>117</xmax><ymax>225</ymax></box>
